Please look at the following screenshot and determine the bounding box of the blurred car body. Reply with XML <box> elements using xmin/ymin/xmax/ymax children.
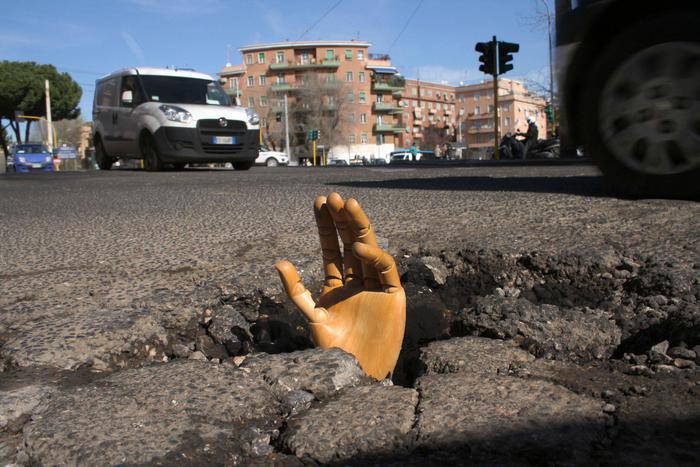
<box><xmin>556</xmin><ymin>0</ymin><xmax>700</xmax><ymax>197</ymax></box>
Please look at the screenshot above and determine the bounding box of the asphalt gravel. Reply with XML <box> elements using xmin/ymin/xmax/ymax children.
<box><xmin>0</xmin><ymin>164</ymin><xmax>697</xmax><ymax>314</ymax></box>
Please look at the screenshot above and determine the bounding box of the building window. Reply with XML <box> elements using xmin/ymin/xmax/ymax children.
<box><xmin>504</xmin><ymin>116</ymin><xmax>511</xmax><ymax>127</ymax></box>
<box><xmin>246</xmin><ymin>54</ymin><xmax>253</xmax><ymax>65</ymax></box>
<box><xmin>260</xmin><ymin>96</ymin><xmax>268</xmax><ymax>106</ymax></box>
<box><xmin>248</xmin><ymin>97</ymin><xmax>255</xmax><ymax>106</ymax></box>
<box><xmin>348</xmin><ymin>113</ymin><xmax>355</xmax><ymax>123</ymax></box>
<box><xmin>276</xmin><ymin>51</ymin><xmax>284</xmax><ymax>63</ymax></box>
<box><xmin>428</xmin><ymin>90</ymin><xmax>433</xmax><ymax>97</ymax></box>
<box><xmin>377</xmin><ymin>115</ymin><xmax>383</xmax><ymax>125</ymax></box>
<box><xmin>376</xmin><ymin>94</ymin><xmax>383</xmax><ymax>103</ymax></box>
<box><xmin>459</xmin><ymin>109</ymin><xmax>465</xmax><ymax>116</ymax></box>
<box><xmin>411</xmin><ymin>88</ymin><xmax>417</xmax><ymax>96</ymax></box>
<box><xmin>326</xmin><ymin>49</ymin><xmax>334</xmax><ymax>61</ymax></box>
<box><xmin>359</xmin><ymin>92</ymin><xmax>366</xmax><ymax>103</ymax></box>
<box><xmin>376</xmin><ymin>134</ymin><xmax>384</xmax><ymax>145</ymax></box>
<box><xmin>360</xmin><ymin>133</ymin><xmax>368</xmax><ymax>144</ymax></box>
<box><xmin>349</xmin><ymin>134</ymin><xmax>356</xmax><ymax>144</ymax></box>
<box><xmin>475</xmin><ymin>106</ymin><xmax>480</xmax><ymax>115</ymax></box>
<box><xmin>436</xmin><ymin>92</ymin><xmax>441</xmax><ymax>98</ymax></box>
<box><xmin>360</xmin><ymin>113</ymin><xmax>367</xmax><ymax>123</ymax></box>
<box><xmin>429</xmin><ymin>115</ymin><xmax>434</xmax><ymax>122</ymax></box>
<box><xmin>474</xmin><ymin>93</ymin><xmax>480</xmax><ymax>101</ymax></box>
<box><xmin>346</xmin><ymin>71</ymin><xmax>353</xmax><ymax>82</ymax></box>
<box><xmin>502</xmin><ymin>103</ymin><xmax>510</xmax><ymax>112</ymax></box>
<box><xmin>258</xmin><ymin>52</ymin><xmax>265</xmax><ymax>64</ymax></box>
<box><xmin>277</xmin><ymin>73</ymin><xmax>285</xmax><ymax>84</ymax></box>
<box><xmin>421</xmin><ymin>101</ymin><xmax>426</xmax><ymax>108</ymax></box>
<box><xmin>230</xmin><ymin>77</ymin><xmax>239</xmax><ymax>89</ymax></box>
<box><xmin>259</xmin><ymin>75</ymin><xmax>266</xmax><ymax>86</ymax></box>
<box><xmin>488</xmin><ymin>104</ymin><xmax>494</xmax><ymax>113</ymax></box>
<box><xmin>345</xmin><ymin>49</ymin><xmax>353</xmax><ymax>60</ymax></box>
<box><xmin>347</xmin><ymin>92</ymin><xmax>354</xmax><ymax>103</ymax></box>
<box><xmin>326</xmin><ymin>72</ymin><xmax>336</xmax><ymax>82</ymax></box>
<box><xmin>247</xmin><ymin>76</ymin><xmax>254</xmax><ymax>87</ymax></box>
<box><xmin>411</xmin><ymin>100</ymin><xmax>417</xmax><ymax>107</ymax></box>
<box><xmin>358</xmin><ymin>71</ymin><xmax>365</xmax><ymax>82</ymax></box>
<box><xmin>357</xmin><ymin>50</ymin><xmax>364</xmax><ymax>60</ymax></box>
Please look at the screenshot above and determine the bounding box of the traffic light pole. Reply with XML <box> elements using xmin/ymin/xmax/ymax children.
<box><xmin>492</xmin><ymin>36</ymin><xmax>499</xmax><ymax>161</ymax></box>
<box><xmin>312</xmin><ymin>139</ymin><xmax>317</xmax><ymax>166</ymax></box>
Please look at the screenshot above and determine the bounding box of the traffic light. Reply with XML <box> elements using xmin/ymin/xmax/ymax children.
<box><xmin>545</xmin><ymin>105</ymin><xmax>554</xmax><ymax>124</ymax></box>
<box><xmin>308</xmin><ymin>129</ymin><xmax>319</xmax><ymax>141</ymax></box>
<box><xmin>475</xmin><ymin>41</ymin><xmax>496</xmax><ymax>76</ymax></box>
<box><xmin>497</xmin><ymin>41</ymin><xmax>519</xmax><ymax>75</ymax></box>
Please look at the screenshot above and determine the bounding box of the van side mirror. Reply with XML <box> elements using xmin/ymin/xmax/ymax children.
<box><xmin>121</xmin><ymin>90</ymin><xmax>133</xmax><ymax>106</ymax></box>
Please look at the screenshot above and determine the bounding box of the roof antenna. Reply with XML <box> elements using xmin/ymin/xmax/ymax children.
<box><xmin>226</xmin><ymin>44</ymin><xmax>232</xmax><ymax>67</ymax></box>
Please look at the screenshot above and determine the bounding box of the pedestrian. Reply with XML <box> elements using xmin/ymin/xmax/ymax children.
<box><xmin>52</xmin><ymin>153</ymin><xmax>61</xmax><ymax>172</ymax></box>
<box><xmin>409</xmin><ymin>142</ymin><xmax>418</xmax><ymax>161</ymax></box>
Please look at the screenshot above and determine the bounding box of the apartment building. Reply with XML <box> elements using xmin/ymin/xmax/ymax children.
<box><xmin>219</xmin><ymin>40</ymin><xmax>405</xmax><ymax>164</ymax></box>
<box><xmin>399</xmin><ymin>80</ymin><xmax>459</xmax><ymax>148</ymax></box>
<box><xmin>455</xmin><ymin>79</ymin><xmax>547</xmax><ymax>149</ymax></box>
<box><xmin>219</xmin><ymin>40</ymin><xmax>547</xmax><ymax>162</ymax></box>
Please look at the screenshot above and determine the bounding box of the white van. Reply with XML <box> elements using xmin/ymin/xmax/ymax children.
<box><xmin>92</xmin><ymin>67</ymin><xmax>260</xmax><ymax>171</ymax></box>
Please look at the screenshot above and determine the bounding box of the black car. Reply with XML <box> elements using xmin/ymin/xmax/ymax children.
<box><xmin>556</xmin><ymin>0</ymin><xmax>700</xmax><ymax>197</ymax></box>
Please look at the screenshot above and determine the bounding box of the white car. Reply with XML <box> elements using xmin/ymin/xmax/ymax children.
<box><xmin>92</xmin><ymin>67</ymin><xmax>260</xmax><ymax>171</ymax></box>
<box><xmin>256</xmin><ymin>146</ymin><xmax>288</xmax><ymax>167</ymax></box>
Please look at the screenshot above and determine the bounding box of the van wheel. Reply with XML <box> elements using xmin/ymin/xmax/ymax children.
<box><xmin>95</xmin><ymin>137</ymin><xmax>113</xmax><ymax>170</ymax></box>
<box><xmin>265</xmin><ymin>157</ymin><xmax>278</xmax><ymax>167</ymax></box>
<box><xmin>580</xmin><ymin>13</ymin><xmax>700</xmax><ymax>198</ymax></box>
<box><xmin>232</xmin><ymin>161</ymin><xmax>253</xmax><ymax>171</ymax></box>
<box><xmin>141</xmin><ymin>134</ymin><xmax>164</xmax><ymax>171</ymax></box>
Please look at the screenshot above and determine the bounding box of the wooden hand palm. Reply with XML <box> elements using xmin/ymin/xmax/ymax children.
<box><xmin>276</xmin><ymin>193</ymin><xmax>406</xmax><ymax>380</ymax></box>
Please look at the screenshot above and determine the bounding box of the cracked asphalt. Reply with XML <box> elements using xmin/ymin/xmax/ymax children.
<box><xmin>1</xmin><ymin>164</ymin><xmax>698</xmax><ymax>317</ymax></box>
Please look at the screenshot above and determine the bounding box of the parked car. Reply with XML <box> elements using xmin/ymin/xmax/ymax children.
<box><xmin>12</xmin><ymin>144</ymin><xmax>54</xmax><ymax>173</ymax></box>
<box><xmin>256</xmin><ymin>146</ymin><xmax>288</xmax><ymax>167</ymax></box>
<box><xmin>556</xmin><ymin>0</ymin><xmax>699</xmax><ymax>197</ymax></box>
<box><xmin>92</xmin><ymin>67</ymin><xmax>260</xmax><ymax>171</ymax></box>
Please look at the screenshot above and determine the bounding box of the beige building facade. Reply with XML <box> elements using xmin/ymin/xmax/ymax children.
<box><xmin>219</xmin><ymin>40</ymin><xmax>546</xmax><ymax>162</ymax></box>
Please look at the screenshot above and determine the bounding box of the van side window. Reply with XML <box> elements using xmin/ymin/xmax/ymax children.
<box><xmin>96</xmin><ymin>78</ymin><xmax>118</xmax><ymax>107</ymax></box>
<box><xmin>120</xmin><ymin>76</ymin><xmax>144</xmax><ymax>107</ymax></box>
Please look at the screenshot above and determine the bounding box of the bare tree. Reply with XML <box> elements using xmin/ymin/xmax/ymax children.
<box><xmin>262</xmin><ymin>73</ymin><xmax>350</xmax><ymax>157</ymax></box>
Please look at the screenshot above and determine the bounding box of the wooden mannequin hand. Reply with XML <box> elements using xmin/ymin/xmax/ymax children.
<box><xmin>275</xmin><ymin>192</ymin><xmax>406</xmax><ymax>380</ymax></box>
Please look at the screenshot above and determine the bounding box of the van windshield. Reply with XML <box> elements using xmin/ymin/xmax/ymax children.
<box><xmin>139</xmin><ymin>76</ymin><xmax>231</xmax><ymax>106</ymax></box>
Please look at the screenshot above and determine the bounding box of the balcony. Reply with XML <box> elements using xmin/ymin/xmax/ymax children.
<box><xmin>269</xmin><ymin>59</ymin><xmax>340</xmax><ymax>71</ymax></box>
<box><xmin>374</xmin><ymin>123</ymin><xmax>406</xmax><ymax>133</ymax></box>
<box><xmin>372</xmin><ymin>76</ymin><xmax>405</xmax><ymax>93</ymax></box>
<box><xmin>372</xmin><ymin>102</ymin><xmax>403</xmax><ymax>113</ymax></box>
<box><xmin>270</xmin><ymin>83</ymin><xmax>294</xmax><ymax>92</ymax></box>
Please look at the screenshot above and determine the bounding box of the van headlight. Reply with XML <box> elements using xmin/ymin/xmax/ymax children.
<box><xmin>159</xmin><ymin>105</ymin><xmax>193</xmax><ymax>123</ymax></box>
<box><xmin>245</xmin><ymin>108</ymin><xmax>260</xmax><ymax>125</ymax></box>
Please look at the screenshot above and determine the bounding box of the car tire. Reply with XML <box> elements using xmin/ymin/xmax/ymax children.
<box><xmin>579</xmin><ymin>13</ymin><xmax>700</xmax><ymax>198</ymax></box>
<box><xmin>95</xmin><ymin>137</ymin><xmax>113</xmax><ymax>170</ymax></box>
<box><xmin>265</xmin><ymin>157</ymin><xmax>278</xmax><ymax>167</ymax></box>
<box><xmin>141</xmin><ymin>134</ymin><xmax>164</xmax><ymax>172</ymax></box>
<box><xmin>232</xmin><ymin>161</ymin><xmax>253</xmax><ymax>171</ymax></box>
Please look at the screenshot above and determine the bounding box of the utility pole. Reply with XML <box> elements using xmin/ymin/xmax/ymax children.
<box><xmin>284</xmin><ymin>94</ymin><xmax>291</xmax><ymax>164</ymax></box>
<box><xmin>492</xmin><ymin>36</ymin><xmax>500</xmax><ymax>160</ymax></box>
<box><xmin>45</xmin><ymin>80</ymin><xmax>53</xmax><ymax>153</ymax></box>
<box><xmin>541</xmin><ymin>0</ymin><xmax>556</xmax><ymax>135</ymax></box>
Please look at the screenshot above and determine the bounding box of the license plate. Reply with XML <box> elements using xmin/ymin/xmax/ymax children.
<box><xmin>212</xmin><ymin>136</ymin><xmax>235</xmax><ymax>145</ymax></box>
<box><xmin>32</xmin><ymin>163</ymin><xmax>42</xmax><ymax>168</ymax></box>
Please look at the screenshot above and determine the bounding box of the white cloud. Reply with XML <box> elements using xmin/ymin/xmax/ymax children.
<box><xmin>121</xmin><ymin>31</ymin><xmax>145</xmax><ymax>64</ymax></box>
<box><xmin>404</xmin><ymin>65</ymin><xmax>481</xmax><ymax>86</ymax></box>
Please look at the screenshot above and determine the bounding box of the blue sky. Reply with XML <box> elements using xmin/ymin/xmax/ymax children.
<box><xmin>1</xmin><ymin>0</ymin><xmax>552</xmax><ymax>121</ymax></box>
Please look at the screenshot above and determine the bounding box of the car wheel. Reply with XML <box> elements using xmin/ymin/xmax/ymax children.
<box><xmin>141</xmin><ymin>134</ymin><xmax>164</xmax><ymax>171</ymax></box>
<box><xmin>232</xmin><ymin>161</ymin><xmax>253</xmax><ymax>171</ymax></box>
<box><xmin>580</xmin><ymin>13</ymin><xmax>700</xmax><ymax>198</ymax></box>
<box><xmin>95</xmin><ymin>137</ymin><xmax>113</xmax><ymax>170</ymax></box>
<box><xmin>265</xmin><ymin>157</ymin><xmax>279</xmax><ymax>167</ymax></box>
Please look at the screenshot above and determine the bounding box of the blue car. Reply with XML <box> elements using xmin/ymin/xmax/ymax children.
<box><xmin>12</xmin><ymin>144</ymin><xmax>54</xmax><ymax>173</ymax></box>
